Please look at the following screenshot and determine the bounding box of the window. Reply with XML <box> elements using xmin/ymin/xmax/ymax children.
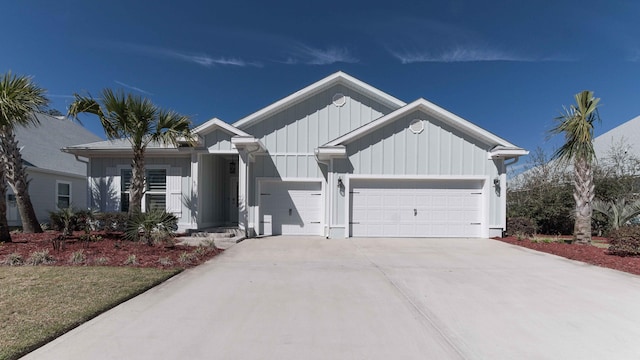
<box><xmin>120</xmin><ymin>168</ymin><xmax>167</xmax><ymax>212</ymax></box>
<box><xmin>57</xmin><ymin>182</ymin><xmax>71</xmax><ymax>209</ymax></box>
<box><xmin>145</xmin><ymin>169</ymin><xmax>167</xmax><ymax>211</ymax></box>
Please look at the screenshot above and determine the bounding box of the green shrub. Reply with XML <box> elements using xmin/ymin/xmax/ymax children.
<box><xmin>94</xmin><ymin>257</ymin><xmax>109</xmax><ymax>265</ymax></box>
<box><xmin>507</xmin><ymin>217</ymin><xmax>537</xmax><ymax>237</ymax></box>
<box><xmin>49</xmin><ymin>208</ymin><xmax>96</xmax><ymax>234</ymax></box>
<box><xmin>68</xmin><ymin>250</ymin><xmax>86</xmax><ymax>265</ymax></box>
<box><xmin>3</xmin><ymin>253</ymin><xmax>23</xmax><ymax>266</ymax></box>
<box><xmin>27</xmin><ymin>250</ymin><xmax>55</xmax><ymax>266</ymax></box>
<box><xmin>608</xmin><ymin>225</ymin><xmax>640</xmax><ymax>256</ymax></box>
<box><xmin>178</xmin><ymin>251</ymin><xmax>195</xmax><ymax>265</ymax></box>
<box><xmin>125</xmin><ymin>210</ymin><xmax>178</xmax><ymax>246</ymax></box>
<box><xmin>123</xmin><ymin>254</ymin><xmax>138</xmax><ymax>266</ymax></box>
<box><xmin>93</xmin><ymin>212</ymin><xmax>128</xmax><ymax>233</ymax></box>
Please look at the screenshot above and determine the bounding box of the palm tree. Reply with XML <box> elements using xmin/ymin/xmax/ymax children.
<box><xmin>68</xmin><ymin>89</ymin><xmax>194</xmax><ymax>216</ymax></box>
<box><xmin>549</xmin><ymin>90</ymin><xmax>601</xmax><ymax>244</ymax></box>
<box><xmin>0</xmin><ymin>177</ymin><xmax>10</xmax><ymax>242</ymax></box>
<box><xmin>592</xmin><ymin>198</ymin><xmax>640</xmax><ymax>231</ymax></box>
<box><xmin>0</xmin><ymin>71</ymin><xmax>49</xmax><ymax>234</ymax></box>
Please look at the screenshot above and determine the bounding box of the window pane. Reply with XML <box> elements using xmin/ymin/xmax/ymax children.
<box><xmin>146</xmin><ymin>194</ymin><xmax>166</xmax><ymax>212</ymax></box>
<box><xmin>121</xmin><ymin>169</ymin><xmax>132</xmax><ymax>191</ymax></box>
<box><xmin>58</xmin><ymin>183</ymin><xmax>70</xmax><ymax>196</ymax></box>
<box><xmin>58</xmin><ymin>197</ymin><xmax>70</xmax><ymax>209</ymax></box>
<box><xmin>146</xmin><ymin>169</ymin><xmax>166</xmax><ymax>191</ymax></box>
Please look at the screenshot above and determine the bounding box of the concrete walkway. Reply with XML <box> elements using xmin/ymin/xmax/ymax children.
<box><xmin>23</xmin><ymin>237</ymin><xmax>640</xmax><ymax>359</ymax></box>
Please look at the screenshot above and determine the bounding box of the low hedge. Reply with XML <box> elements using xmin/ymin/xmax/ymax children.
<box><xmin>608</xmin><ymin>225</ymin><xmax>640</xmax><ymax>256</ymax></box>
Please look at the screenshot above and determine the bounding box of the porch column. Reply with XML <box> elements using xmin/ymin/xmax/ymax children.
<box><xmin>238</xmin><ymin>151</ymin><xmax>249</xmax><ymax>237</ymax></box>
<box><xmin>191</xmin><ymin>153</ymin><xmax>199</xmax><ymax>229</ymax></box>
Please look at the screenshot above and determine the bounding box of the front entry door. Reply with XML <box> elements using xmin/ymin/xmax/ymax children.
<box><xmin>230</xmin><ymin>177</ymin><xmax>239</xmax><ymax>224</ymax></box>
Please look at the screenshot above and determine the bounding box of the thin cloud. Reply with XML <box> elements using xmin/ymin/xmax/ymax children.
<box><xmin>282</xmin><ymin>44</ymin><xmax>359</xmax><ymax>65</ymax></box>
<box><xmin>114</xmin><ymin>81</ymin><xmax>153</xmax><ymax>95</ymax></box>
<box><xmin>389</xmin><ymin>46</ymin><xmax>574</xmax><ymax>63</ymax></box>
<box><xmin>116</xmin><ymin>42</ymin><xmax>262</xmax><ymax>68</ymax></box>
<box><xmin>627</xmin><ymin>48</ymin><xmax>640</xmax><ymax>62</ymax></box>
<box><xmin>389</xmin><ymin>46</ymin><xmax>531</xmax><ymax>63</ymax></box>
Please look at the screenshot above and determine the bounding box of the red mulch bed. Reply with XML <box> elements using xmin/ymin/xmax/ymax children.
<box><xmin>0</xmin><ymin>231</ymin><xmax>222</xmax><ymax>269</ymax></box>
<box><xmin>495</xmin><ymin>236</ymin><xmax>640</xmax><ymax>276</ymax></box>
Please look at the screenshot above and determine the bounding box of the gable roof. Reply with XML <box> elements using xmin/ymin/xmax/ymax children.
<box><xmin>192</xmin><ymin>117</ymin><xmax>249</xmax><ymax>137</ymax></box>
<box><xmin>324</xmin><ymin>98</ymin><xmax>524</xmax><ymax>154</ymax></box>
<box><xmin>232</xmin><ymin>71</ymin><xmax>406</xmax><ymax>129</ymax></box>
<box><xmin>15</xmin><ymin>113</ymin><xmax>102</xmax><ymax>176</ymax></box>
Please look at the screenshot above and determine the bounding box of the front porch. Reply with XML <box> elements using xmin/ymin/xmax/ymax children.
<box><xmin>197</xmin><ymin>154</ymin><xmax>240</xmax><ymax>229</ymax></box>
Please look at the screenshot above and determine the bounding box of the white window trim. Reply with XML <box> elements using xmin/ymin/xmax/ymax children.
<box><xmin>56</xmin><ymin>180</ymin><xmax>72</xmax><ymax>209</ymax></box>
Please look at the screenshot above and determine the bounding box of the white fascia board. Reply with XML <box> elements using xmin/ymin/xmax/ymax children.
<box><xmin>193</xmin><ymin>117</ymin><xmax>250</xmax><ymax>137</ymax></box>
<box><xmin>488</xmin><ymin>148</ymin><xmax>529</xmax><ymax>160</ymax></box>
<box><xmin>314</xmin><ymin>146</ymin><xmax>347</xmax><ymax>161</ymax></box>
<box><xmin>326</xmin><ymin>98</ymin><xmax>521</xmax><ymax>150</ymax></box>
<box><xmin>61</xmin><ymin>147</ymin><xmax>191</xmax><ymax>157</ymax></box>
<box><xmin>232</xmin><ymin>71</ymin><xmax>406</xmax><ymax>129</ymax></box>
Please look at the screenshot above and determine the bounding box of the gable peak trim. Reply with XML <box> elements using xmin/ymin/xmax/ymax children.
<box><xmin>232</xmin><ymin>71</ymin><xmax>406</xmax><ymax>129</ymax></box>
<box><xmin>324</xmin><ymin>98</ymin><xmax>520</xmax><ymax>149</ymax></box>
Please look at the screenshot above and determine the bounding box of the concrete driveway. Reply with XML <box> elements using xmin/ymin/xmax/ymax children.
<box><xmin>23</xmin><ymin>237</ymin><xmax>640</xmax><ymax>359</ymax></box>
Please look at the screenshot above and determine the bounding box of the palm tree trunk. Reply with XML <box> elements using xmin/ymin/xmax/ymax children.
<box><xmin>128</xmin><ymin>148</ymin><xmax>145</xmax><ymax>216</ymax></box>
<box><xmin>0</xmin><ymin>170</ymin><xmax>12</xmax><ymax>242</ymax></box>
<box><xmin>573</xmin><ymin>157</ymin><xmax>594</xmax><ymax>244</ymax></box>
<box><xmin>0</xmin><ymin>129</ymin><xmax>42</xmax><ymax>233</ymax></box>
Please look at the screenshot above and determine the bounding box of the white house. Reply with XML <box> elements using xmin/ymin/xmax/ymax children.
<box><xmin>63</xmin><ymin>72</ymin><xmax>527</xmax><ymax>238</ymax></box>
<box><xmin>9</xmin><ymin>113</ymin><xmax>102</xmax><ymax>226</ymax></box>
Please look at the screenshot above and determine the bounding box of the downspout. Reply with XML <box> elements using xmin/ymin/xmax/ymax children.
<box><xmin>504</xmin><ymin>156</ymin><xmax>520</xmax><ymax>167</ymax></box>
<box><xmin>72</xmin><ymin>154</ymin><xmax>92</xmax><ymax>211</ymax></box>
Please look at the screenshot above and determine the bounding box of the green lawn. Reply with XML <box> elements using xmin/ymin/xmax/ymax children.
<box><xmin>0</xmin><ymin>266</ymin><xmax>180</xmax><ymax>360</ymax></box>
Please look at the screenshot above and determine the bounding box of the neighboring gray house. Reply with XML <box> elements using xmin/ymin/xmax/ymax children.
<box><xmin>9</xmin><ymin>113</ymin><xmax>102</xmax><ymax>226</ymax></box>
<box><xmin>64</xmin><ymin>72</ymin><xmax>527</xmax><ymax>238</ymax></box>
<box><xmin>593</xmin><ymin>115</ymin><xmax>640</xmax><ymax>162</ymax></box>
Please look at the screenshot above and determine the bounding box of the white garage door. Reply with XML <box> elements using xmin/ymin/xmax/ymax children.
<box><xmin>350</xmin><ymin>179</ymin><xmax>483</xmax><ymax>237</ymax></box>
<box><xmin>260</xmin><ymin>181</ymin><xmax>323</xmax><ymax>236</ymax></box>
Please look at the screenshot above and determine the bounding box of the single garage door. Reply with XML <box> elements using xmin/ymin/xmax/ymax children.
<box><xmin>350</xmin><ymin>179</ymin><xmax>483</xmax><ymax>237</ymax></box>
<box><xmin>260</xmin><ymin>181</ymin><xmax>323</xmax><ymax>236</ymax></box>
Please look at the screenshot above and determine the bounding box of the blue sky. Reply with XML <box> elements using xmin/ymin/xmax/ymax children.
<box><xmin>4</xmin><ymin>0</ymin><xmax>640</xmax><ymax>168</ymax></box>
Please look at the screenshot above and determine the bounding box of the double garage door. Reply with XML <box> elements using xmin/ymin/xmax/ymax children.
<box><xmin>350</xmin><ymin>179</ymin><xmax>484</xmax><ymax>238</ymax></box>
<box><xmin>260</xmin><ymin>181</ymin><xmax>323</xmax><ymax>236</ymax></box>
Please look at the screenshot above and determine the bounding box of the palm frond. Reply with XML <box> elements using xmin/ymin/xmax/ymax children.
<box><xmin>592</xmin><ymin>198</ymin><xmax>640</xmax><ymax>230</ymax></box>
<box><xmin>549</xmin><ymin>90</ymin><xmax>600</xmax><ymax>164</ymax></box>
<box><xmin>0</xmin><ymin>71</ymin><xmax>49</xmax><ymax>129</ymax></box>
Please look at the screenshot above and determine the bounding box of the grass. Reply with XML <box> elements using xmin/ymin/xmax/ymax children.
<box><xmin>0</xmin><ymin>266</ymin><xmax>180</xmax><ymax>360</ymax></box>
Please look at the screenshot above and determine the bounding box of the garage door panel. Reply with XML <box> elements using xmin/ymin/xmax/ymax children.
<box><xmin>350</xmin><ymin>179</ymin><xmax>483</xmax><ymax>238</ymax></box>
<box><xmin>260</xmin><ymin>181</ymin><xmax>322</xmax><ymax>236</ymax></box>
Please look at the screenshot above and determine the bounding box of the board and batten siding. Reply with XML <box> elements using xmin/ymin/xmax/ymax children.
<box><xmin>203</xmin><ymin>129</ymin><xmax>235</xmax><ymax>152</ymax></box>
<box><xmin>243</xmin><ymin>84</ymin><xmax>395</xmax><ymax>157</ymax></box>
<box><xmin>331</xmin><ymin>109</ymin><xmax>505</xmax><ymax>231</ymax></box>
<box><xmin>89</xmin><ymin>156</ymin><xmax>192</xmax><ymax>226</ymax></box>
<box><xmin>242</xmin><ymin>84</ymin><xmax>394</xmax><ymax>235</ymax></box>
